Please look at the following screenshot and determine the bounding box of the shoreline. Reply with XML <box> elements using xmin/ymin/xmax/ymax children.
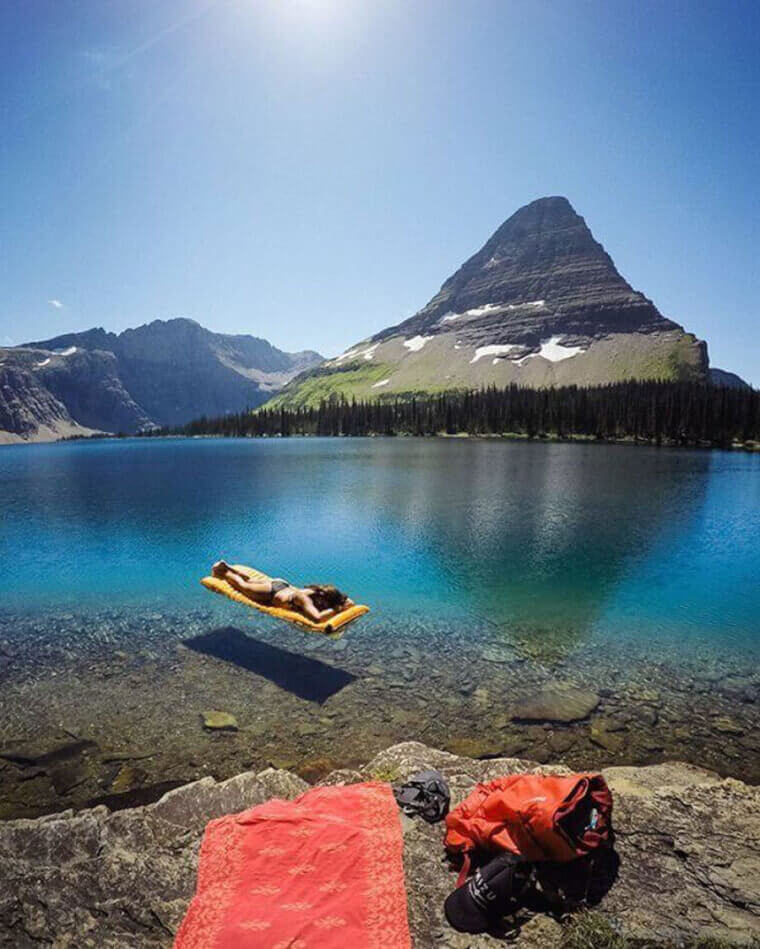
<box><xmin>2</xmin><ymin>604</ymin><xmax>759</xmax><ymax>822</ymax></box>
<box><xmin>3</xmin><ymin>429</ymin><xmax>760</xmax><ymax>452</ymax></box>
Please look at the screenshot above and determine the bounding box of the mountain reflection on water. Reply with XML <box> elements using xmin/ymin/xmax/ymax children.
<box><xmin>349</xmin><ymin>439</ymin><xmax>714</xmax><ymax>652</ymax></box>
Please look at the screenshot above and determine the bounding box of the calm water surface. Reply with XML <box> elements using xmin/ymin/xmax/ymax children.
<box><xmin>1</xmin><ymin>437</ymin><xmax>758</xmax><ymax>652</ymax></box>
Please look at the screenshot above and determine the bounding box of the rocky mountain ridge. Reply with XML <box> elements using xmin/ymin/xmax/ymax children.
<box><xmin>379</xmin><ymin>196</ymin><xmax>678</xmax><ymax>344</ymax></box>
<box><xmin>709</xmin><ymin>367</ymin><xmax>750</xmax><ymax>389</ymax></box>
<box><xmin>1</xmin><ymin>741</ymin><xmax>758</xmax><ymax>947</ymax></box>
<box><xmin>0</xmin><ymin>318</ymin><xmax>323</xmax><ymax>442</ymax></box>
<box><xmin>269</xmin><ymin>197</ymin><xmax>712</xmax><ymax>408</ymax></box>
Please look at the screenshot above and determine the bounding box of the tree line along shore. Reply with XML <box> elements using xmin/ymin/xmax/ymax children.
<box><xmin>158</xmin><ymin>381</ymin><xmax>760</xmax><ymax>449</ymax></box>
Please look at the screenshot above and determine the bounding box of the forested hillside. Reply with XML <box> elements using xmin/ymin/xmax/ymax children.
<box><xmin>176</xmin><ymin>381</ymin><xmax>759</xmax><ymax>448</ymax></box>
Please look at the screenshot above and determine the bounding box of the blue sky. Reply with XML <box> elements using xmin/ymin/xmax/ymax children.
<box><xmin>1</xmin><ymin>1</ymin><xmax>758</xmax><ymax>383</ymax></box>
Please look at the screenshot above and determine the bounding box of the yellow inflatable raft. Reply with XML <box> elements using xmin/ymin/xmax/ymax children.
<box><xmin>200</xmin><ymin>564</ymin><xmax>369</xmax><ymax>635</ymax></box>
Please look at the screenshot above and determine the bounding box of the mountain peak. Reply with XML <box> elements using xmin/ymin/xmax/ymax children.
<box><xmin>375</xmin><ymin>195</ymin><xmax>665</xmax><ymax>342</ymax></box>
<box><xmin>11</xmin><ymin>318</ymin><xmax>324</xmax><ymax>436</ymax></box>
<box><xmin>510</xmin><ymin>194</ymin><xmax>576</xmax><ymax>216</ymax></box>
<box><xmin>270</xmin><ymin>197</ymin><xmax>708</xmax><ymax>409</ymax></box>
<box><xmin>145</xmin><ymin>317</ymin><xmax>201</xmax><ymax>329</ymax></box>
<box><xmin>488</xmin><ymin>196</ymin><xmax>581</xmax><ymax>237</ymax></box>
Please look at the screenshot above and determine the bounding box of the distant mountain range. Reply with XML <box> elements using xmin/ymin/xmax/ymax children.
<box><xmin>269</xmin><ymin>196</ymin><xmax>745</xmax><ymax>408</ymax></box>
<box><xmin>0</xmin><ymin>199</ymin><xmax>748</xmax><ymax>444</ymax></box>
<box><xmin>0</xmin><ymin>319</ymin><xmax>322</xmax><ymax>443</ymax></box>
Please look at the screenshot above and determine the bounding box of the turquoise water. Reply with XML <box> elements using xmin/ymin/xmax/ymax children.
<box><xmin>3</xmin><ymin>436</ymin><xmax>760</xmax><ymax>812</ymax></box>
<box><xmin>1</xmin><ymin>436</ymin><xmax>759</xmax><ymax>655</ymax></box>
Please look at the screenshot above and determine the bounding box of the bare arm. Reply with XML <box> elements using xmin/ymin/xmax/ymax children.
<box><xmin>294</xmin><ymin>592</ymin><xmax>336</xmax><ymax>623</ymax></box>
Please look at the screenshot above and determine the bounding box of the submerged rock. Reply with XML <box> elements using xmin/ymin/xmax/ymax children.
<box><xmin>446</xmin><ymin>737</ymin><xmax>497</xmax><ymax>759</ymax></box>
<box><xmin>713</xmin><ymin>716</ymin><xmax>744</xmax><ymax>736</ymax></box>
<box><xmin>511</xmin><ymin>683</ymin><xmax>600</xmax><ymax>724</ymax></box>
<box><xmin>49</xmin><ymin>757</ymin><xmax>93</xmax><ymax>796</ymax></box>
<box><xmin>200</xmin><ymin>710</ymin><xmax>238</xmax><ymax>732</ymax></box>
<box><xmin>547</xmin><ymin>730</ymin><xmax>576</xmax><ymax>755</ymax></box>
<box><xmin>630</xmin><ymin>688</ymin><xmax>662</xmax><ymax>706</ymax></box>
<box><xmin>480</xmin><ymin>643</ymin><xmax>520</xmax><ymax>664</ymax></box>
<box><xmin>1</xmin><ymin>741</ymin><xmax>759</xmax><ymax>946</ymax></box>
<box><xmin>590</xmin><ymin>723</ymin><xmax>625</xmax><ymax>754</ymax></box>
<box><xmin>295</xmin><ymin>756</ymin><xmax>337</xmax><ymax>783</ymax></box>
<box><xmin>100</xmin><ymin>748</ymin><xmax>154</xmax><ymax>763</ymax></box>
<box><xmin>109</xmin><ymin>763</ymin><xmax>144</xmax><ymax>794</ymax></box>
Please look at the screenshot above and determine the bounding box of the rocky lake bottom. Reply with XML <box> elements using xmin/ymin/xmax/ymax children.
<box><xmin>2</xmin><ymin>603</ymin><xmax>759</xmax><ymax>821</ymax></box>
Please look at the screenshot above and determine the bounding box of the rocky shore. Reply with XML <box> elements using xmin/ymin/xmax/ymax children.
<box><xmin>1</xmin><ymin>741</ymin><xmax>758</xmax><ymax>947</ymax></box>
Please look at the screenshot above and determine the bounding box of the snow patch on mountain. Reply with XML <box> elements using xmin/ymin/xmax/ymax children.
<box><xmin>403</xmin><ymin>335</ymin><xmax>434</xmax><ymax>352</ymax></box>
<box><xmin>440</xmin><ymin>301</ymin><xmax>545</xmax><ymax>325</ymax></box>
<box><xmin>333</xmin><ymin>343</ymin><xmax>378</xmax><ymax>364</ymax></box>
<box><xmin>517</xmin><ymin>336</ymin><xmax>585</xmax><ymax>365</ymax></box>
<box><xmin>441</xmin><ymin>303</ymin><xmax>502</xmax><ymax>322</ymax></box>
<box><xmin>471</xmin><ymin>344</ymin><xmax>519</xmax><ymax>363</ymax></box>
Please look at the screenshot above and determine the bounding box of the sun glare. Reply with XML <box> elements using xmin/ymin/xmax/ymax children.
<box><xmin>264</xmin><ymin>0</ymin><xmax>344</xmax><ymax>26</ymax></box>
<box><xmin>247</xmin><ymin>0</ymin><xmax>365</xmax><ymax>67</ymax></box>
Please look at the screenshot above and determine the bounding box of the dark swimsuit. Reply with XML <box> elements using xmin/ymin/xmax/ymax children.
<box><xmin>269</xmin><ymin>579</ymin><xmax>290</xmax><ymax>602</ymax></box>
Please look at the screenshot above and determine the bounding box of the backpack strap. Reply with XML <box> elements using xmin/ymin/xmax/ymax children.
<box><xmin>456</xmin><ymin>852</ymin><xmax>472</xmax><ymax>888</ymax></box>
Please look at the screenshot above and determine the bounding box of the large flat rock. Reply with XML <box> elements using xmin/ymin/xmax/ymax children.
<box><xmin>0</xmin><ymin>768</ymin><xmax>308</xmax><ymax>947</ymax></box>
<box><xmin>511</xmin><ymin>682</ymin><xmax>601</xmax><ymax>723</ymax></box>
<box><xmin>1</xmin><ymin>741</ymin><xmax>758</xmax><ymax>946</ymax></box>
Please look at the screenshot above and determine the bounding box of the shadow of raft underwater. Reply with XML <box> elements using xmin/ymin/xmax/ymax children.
<box><xmin>183</xmin><ymin>626</ymin><xmax>357</xmax><ymax>704</ymax></box>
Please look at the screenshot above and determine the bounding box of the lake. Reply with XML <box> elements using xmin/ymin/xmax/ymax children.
<box><xmin>1</xmin><ymin>436</ymin><xmax>759</xmax><ymax>817</ymax></box>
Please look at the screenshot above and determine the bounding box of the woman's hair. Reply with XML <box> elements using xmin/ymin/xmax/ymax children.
<box><xmin>305</xmin><ymin>583</ymin><xmax>348</xmax><ymax>612</ymax></box>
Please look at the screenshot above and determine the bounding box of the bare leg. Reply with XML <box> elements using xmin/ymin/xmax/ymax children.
<box><xmin>220</xmin><ymin>569</ymin><xmax>273</xmax><ymax>602</ymax></box>
<box><xmin>213</xmin><ymin>561</ymin><xmax>255</xmax><ymax>582</ymax></box>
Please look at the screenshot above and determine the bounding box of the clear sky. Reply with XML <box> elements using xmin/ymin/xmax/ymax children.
<box><xmin>1</xmin><ymin>1</ymin><xmax>758</xmax><ymax>383</ymax></box>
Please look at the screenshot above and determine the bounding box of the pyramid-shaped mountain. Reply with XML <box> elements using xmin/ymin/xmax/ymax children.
<box><xmin>271</xmin><ymin>196</ymin><xmax>707</xmax><ymax>407</ymax></box>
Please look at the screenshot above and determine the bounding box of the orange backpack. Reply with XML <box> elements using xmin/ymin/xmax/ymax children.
<box><xmin>445</xmin><ymin>773</ymin><xmax>612</xmax><ymax>883</ymax></box>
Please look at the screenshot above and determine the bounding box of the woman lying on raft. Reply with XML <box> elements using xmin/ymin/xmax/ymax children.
<box><xmin>211</xmin><ymin>561</ymin><xmax>354</xmax><ymax>624</ymax></box>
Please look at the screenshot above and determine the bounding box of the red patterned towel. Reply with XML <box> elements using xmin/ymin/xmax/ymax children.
<box><xmin>175</xmin><ymin>781</ymin><xmax>411</xmax><ymax>948</ymax></box>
